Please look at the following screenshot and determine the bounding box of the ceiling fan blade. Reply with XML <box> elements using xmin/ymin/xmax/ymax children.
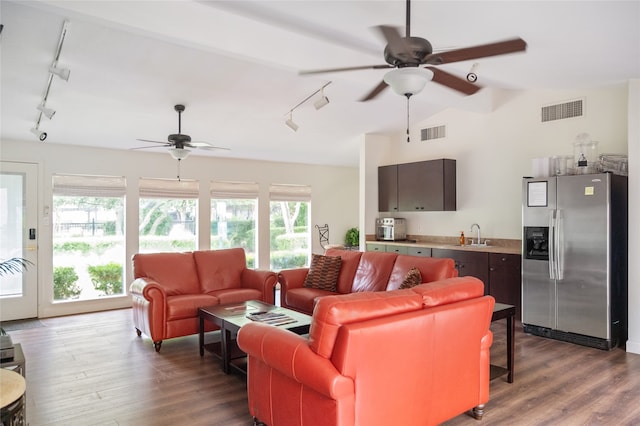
<box><xmin>360</xmin><ymin>80</ymin><xmax>389</xmax><ymax>102</ymax></box>
<box><xmin>424</xmin><ymin>37</ymin><xmax>527</xmax><ymax>65</ymax></box>
<box><xmin>130</xmin><ymin>145</ymin><xmax>168</xmax><ymax>150</ymax></box>
<box><xmin>188</xmin><ymin>141</ymin><xmax>231</xmax><ymax>151</ymax></box>
<box><xmin>426</xmin><ymin>67</ymin><xmax>481</xmax><ymax>95</ymax></box>
<box><xmin>135</xmin><ymin>138</ymin><xmax>170</xmax><ymax>145</ymax></box>
<box><xmin>376</xmin><ymin>25</ymin><xmax>412</xmax><ymax>58</ymax></box>
<box><xmin>300</xmin><ymin>64</ymin><xmax>392</xmax><ymax>75</ymax></box>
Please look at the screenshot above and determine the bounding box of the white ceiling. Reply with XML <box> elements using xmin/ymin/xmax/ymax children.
<box><xmin>1</xmin><ymin>1</ymin><xmax>639</xmax><ymax>167</ymax></box>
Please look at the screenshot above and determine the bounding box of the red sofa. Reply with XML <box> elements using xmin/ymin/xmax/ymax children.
<box><xmin>238</xmin><ymin>276</ymin><xmax>495</xmax><ymax>426</ymax></box>
<box><xmin>278</xmin><ymin>248</ymin><xmax>458</xmax><ymax>314</ymax></box>
<box><xmin>130</xmin><ymin>248</ymin><xmax>277</xmax><ymax>351</ymax></box>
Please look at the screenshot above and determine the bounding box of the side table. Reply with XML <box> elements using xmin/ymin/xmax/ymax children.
<box><xmin>491</xmin><ymin>303</ymin><xmax>515</xmax><ymax>383</ymax></box>
<box><xmin>0</xmin><ymin>368</ymin><xmax>26</xmax><ymax>426</ymax></box>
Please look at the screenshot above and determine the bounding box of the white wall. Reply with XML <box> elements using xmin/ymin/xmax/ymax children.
<box><xmin>371</xmin><ymin>85</ymin><xmax>629</xmax><ymax>239</ymax></box>
<box><xmin>0</xmin><ymin>139</ymin><xmax>358</xmax><ymax>317</ymax></box>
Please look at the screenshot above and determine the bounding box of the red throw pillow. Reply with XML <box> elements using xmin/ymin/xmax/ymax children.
<box><xmin>399</xmin><ymin>267</ymin><xmax>422</xmax><ymax>289</ymax></box>
<box><xmin>303</xmin><ymin>254</ymin><xmax>342</xmax><ymax>292</ymax></box>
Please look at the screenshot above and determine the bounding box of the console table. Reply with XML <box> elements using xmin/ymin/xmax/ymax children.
<box><xmin>491</xmin><ymin>303</ymin><xmax>515</xmax><ymax>383</ymax></box>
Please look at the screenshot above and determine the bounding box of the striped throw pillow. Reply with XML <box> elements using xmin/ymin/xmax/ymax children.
<box><xmin>303</xmin><ymin>254</ymin><xmax>342</xmax><ymax>292</ymax></box>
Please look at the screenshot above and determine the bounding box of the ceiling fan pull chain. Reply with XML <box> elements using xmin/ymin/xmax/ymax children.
<box><xmin>177</xmin><ymin>159</ymin><xmax>181</xmax><ymax>181</ymax></box>
<box><xmin>406</xmin><ymin>94</ymin><xmax>411</xmax><ymax>142</ymax></box>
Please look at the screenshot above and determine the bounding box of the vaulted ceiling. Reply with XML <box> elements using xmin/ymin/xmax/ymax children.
<box><xmin>2</xmin><ymin>1</ymin><xmax>639</xmax><ymax>166</ymax></box>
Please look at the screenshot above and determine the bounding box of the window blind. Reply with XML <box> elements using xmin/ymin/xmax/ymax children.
<box><xmin>269</xmin><ymin>184</ymin><xmax>311</xmax><ymax>201</ymax></box>
<box><xmin>139</xmin><ymin>178</ymin><xmax>199</xmax><ymax>199</ymax></box>
<box><xmin>210</xmin><ymin>181</ymin><xmax>259</xmax><ymax>199</ymax></box>
<box><xmin>52</xmin><ymin>174</ymin><xmax>126</xmax><ymax>197</ymax></box>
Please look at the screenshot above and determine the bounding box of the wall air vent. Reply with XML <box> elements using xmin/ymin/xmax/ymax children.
<box><xmin>541</xmin><ymin>99</ymin><xmax>584</xmax><ymax>122</ymax></box>
<box><xmin>421</xmin><ymin>125</ymin><xmax>446</xmax><ymax>141</ymax></box>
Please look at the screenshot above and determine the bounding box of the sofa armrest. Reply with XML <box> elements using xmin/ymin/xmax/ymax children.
<box><xmin>278</xmin><ymin>268</ymin><xmax>309</xmax><ymax>305</ymax></box>
<box><xmin>238</xmin><ymin>322</ymin><xmax>354</xmax><ymax>399</ymax></box>
<box><xmin>129</xmin><ymin>277</ymin><xmax>168</xmax><ymax>342</ymax></box>
<box><xmin>241</xmin><ymin>269</ymin><xmax>278</xmax><ymax>304</ymax></box>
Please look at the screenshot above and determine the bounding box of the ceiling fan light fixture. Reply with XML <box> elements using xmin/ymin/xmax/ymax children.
<box><xmin>384</xmin><ymin>67</ymin><xmax>434</xmax><ymax>97</ymax></box>
<box><xmin>169</xmin><ymin>147</ymin><xmax>190</xmax><ymax>160</ymax></box>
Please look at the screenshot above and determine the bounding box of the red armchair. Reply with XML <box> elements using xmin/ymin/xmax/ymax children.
<box><xmin>237</xmin><ymin>277</ymin><xmax>495</xmax><ymax>426</ymax></box>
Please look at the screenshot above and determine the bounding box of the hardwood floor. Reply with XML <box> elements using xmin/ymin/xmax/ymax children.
<box><xmin>4</xmin><ymin>308</ymin><xmax>640</xmax><ymax>425</ymax></box>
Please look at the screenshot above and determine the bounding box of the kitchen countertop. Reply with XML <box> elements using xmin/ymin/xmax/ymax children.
<box><xmin>365</xmin><ymin>235</ymin><xmax>521</xmax><ymax>255</ymax></box>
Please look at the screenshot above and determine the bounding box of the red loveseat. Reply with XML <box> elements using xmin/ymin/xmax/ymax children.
<box><xmin>130</xmin><ymin>248</ymin><xmax>277</xmax><ymax>351</ymax></box>
<box><xmin>238</xmin><ymin>276</ymin><xmax>495</xmax><ymax>426</ymax></box>
<box><xmin>278</xmin><ymin>248</ymin><xmax>458</xmax><ymax>314</ymax></box>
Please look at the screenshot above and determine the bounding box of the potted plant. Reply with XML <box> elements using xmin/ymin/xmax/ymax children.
<box><xmin>0</xmin><ymin>257</ymin><xmax>32</xmax><ymax>277</ymax></box>
<box><xmin>344</xmin><ymin>227</ymin><xmax>359</xmax><ymax>248</ymax></box>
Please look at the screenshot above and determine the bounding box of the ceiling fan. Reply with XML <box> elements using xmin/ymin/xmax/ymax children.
<box><xmin>132</xmin><ymin>104</ymin><xmax>229</xmax><ymax>160</ymax></box>
<box><xmin>300</xmin><ymin>0</ymin><xmax>527</xmax><ymax>101</ymax></box>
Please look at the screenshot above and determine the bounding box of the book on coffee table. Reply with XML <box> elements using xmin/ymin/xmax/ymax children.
<box><xmin>246</xmin><ymin>311</ymin><xmax>297</xmax><ymax>326</ymax></box>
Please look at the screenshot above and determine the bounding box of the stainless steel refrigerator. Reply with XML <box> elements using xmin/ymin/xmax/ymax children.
<box><xmin>521</xmin><ymin>173</ymin><xmax>627</xmax><ymax>350</ymax></box>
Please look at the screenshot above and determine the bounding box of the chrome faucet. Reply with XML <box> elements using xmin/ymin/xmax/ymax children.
<box><xmin>470</xmin><ymin>223</ymin><xmax>481</xmax><ymax>245</ymax></box>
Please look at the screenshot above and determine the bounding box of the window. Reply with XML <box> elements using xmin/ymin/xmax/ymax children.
<box><xmin>52</xmin><ymin>174</ymin><xmax>126</xmax><ymax>301</ymax></box>
<box><xmin>139</xmin><ymin>178</ymin><xmax>199</xmax><ymax>253</ymax></box>
<box><xmin>269</xmin><ymin>184</ymin><xmax>311</xmax><ymax>270</ymax></box>
<box><xmin>210</xmin><ymin>181</ymin><xmax>258</xmax><ymax>268</ymax></box>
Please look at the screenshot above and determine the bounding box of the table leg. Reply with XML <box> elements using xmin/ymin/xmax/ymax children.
<box><xmin>199</xmin><ymin>315</ymin><xmax>205</xmax><ymax>357</ymax></box>
<box><xmin>507</xmin><ymin>314</ymin><xmax>514</xmax><ymax>383</ymax></box>
<box><xmin>220</xmin><ymin>325</ymin><xmax>230</xmax><ymax>374</ymax></box>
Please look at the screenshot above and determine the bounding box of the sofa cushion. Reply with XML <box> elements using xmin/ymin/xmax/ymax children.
<box><xmin>304</xmin><ymin>254</ymin><xmax>342</xmax><ymax>291</ymax></box>
<box><xmin>166</xmin><ymin>294</ymin><xmax>219</xmax><ymax>321</ymax></box>
<box><xmin>387</xmin><ymin>255</ymin><xmax>457</xmax><ymax>291</ymax></box>
<box><xmin>351</xmin><ymin>251</ymin><xmax>398</xmax><ymax>293</ymax></box>
<box><xmin>309</xmin><ymin>290</ymin><xmax>423</xmax><ymax>359</ymax></box>
<box><xmin>285</xmin><ymin>287</ymin><xmax>335</xmax><ymax>314</ymax></box>
<box><xmin>411</xmin><ymin>277</ymin><xmax>485</xmax><ymax>307</ymax></box>
<box><xmin>194</xmin><ymin>248</ymin><xmax>246</xmax><ymax>294</ymax></box>
<box><xmin>132</xmin><ymin>252</ymin><xmax>200</xmax><ymax>296</ymax></box>
<box><xmin>325</xmin><ymin>249</ymin><xmax>363</xmax><ymax>294</ymax></box>
<box><xmin>399</xmin><ymin>267</ymin><xmax>422</xmax><ymax>289</ymax></box>
<box><xmin>207</xmin><ymin>288</ymin><xmax>263</xmax><ymax>305</ymax></box>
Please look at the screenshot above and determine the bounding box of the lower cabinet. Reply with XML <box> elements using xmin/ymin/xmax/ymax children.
<box><xmin>489</xmin><ymin>253</ymin><xmax>522</xmax><ymax>318</ymax></box>
<box><xmin>432</xmin><ymin>249</ymin><xmax>489</xmax><ymax>289</ymax></box>
<box><xmin>407</xmin><ymin>247</ymin><xmax>431</xmax><ymax>257</ymax></box>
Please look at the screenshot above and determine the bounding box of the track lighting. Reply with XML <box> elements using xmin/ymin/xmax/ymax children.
<box><xmin>285</xmin><ymin>113</ymin><xmax>299</xmax><ymax>132</ymax></box>
<box><xmin>49</xmin><ymin>65</ymin><xmax>70</xmax><ymax>81</ymax></box>
<box><xmin>30</xmin><ymin>127</ymin><xmax>47</xmax><ymax>141</ymax></box>
<box><xmin>314</xmin><ymin>88</ymin><xmax>330</xmax><ymax>110</ymax></box>
<box><xmin>37</xmin><ymin>103</ymin><xmax>56</xmax><ymax>119</ymax></box>
<box><xmin>169</xmin><ymin>147</ymin><xmax>191</xmax><ymax>160</ymax></box>
<box><xmin>284</xmin><ymin>81</ymin><xmax>331</xmax><ymax>131</ymax></box>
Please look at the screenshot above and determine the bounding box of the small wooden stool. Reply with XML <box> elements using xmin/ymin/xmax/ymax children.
<box><xmin>0</xmin><ymin>368</ymin><xmax>26</xmax><ymax>426</ymax></box>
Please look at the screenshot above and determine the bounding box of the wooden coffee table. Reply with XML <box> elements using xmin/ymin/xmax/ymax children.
<box><xmin>199</xmin><ymin>300</ymin><xmax>312</xmax><ymax>374</ymax></box>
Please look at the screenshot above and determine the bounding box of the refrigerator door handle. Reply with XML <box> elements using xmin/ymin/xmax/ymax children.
<box><xmin>548</xmin><ymin>209</ymin><xmax>556</xmax><ymax>280</ymax></box>
<box><xmin>556</xmin><ymin>209</ymin><xmax>564</xmax><ymax>280</ymax></box>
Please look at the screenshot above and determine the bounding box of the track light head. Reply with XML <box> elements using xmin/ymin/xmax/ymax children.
<box><xmin>37</xmin><ymin>103</ymin><xmax>56</xmax><ymax>119</ymax></box>
<box><xmin>49</xmin><ymin>65</ymin><xmax>70</xmax><ymax>81</ymax></box>
<box><xmin>285</xmin><ymin>115</ymin><xmax>299</xmax><ymax>132</ymax></box>
<box><xmin>314</xmin><ymin>95</ymin><xmax>330</xmax><ymax>110</ymax></box>
<box><xmin>30</xmin><ymin>127</ymin><xmax>47</xmax><ymax>141</ymax></box>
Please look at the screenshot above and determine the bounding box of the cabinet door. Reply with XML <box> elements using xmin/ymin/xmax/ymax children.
<box><xmin>385</xmin><ymin>245</ymin><xmax>408</xmax><ymax>254</ymax></box>
<box><xmin>407</xmin><ymin>246</ymin><xmax>431</xmax><ymax>257</ymax></box>
<box><xmin>366</xmin><ymin>243</ymin><xmax>386</xmax><ymax>252</ymax></box>
<box><xmin>397</xmin><ymin>159</ymin><xmax>456</xmax><ymax>211</ymax></box>
<box><xmin>378</xmin><ymin>165</ymin><xmax>398</xmax><ymax>212</ymax></box>
<box><xmin>489</xmin><ymin>253</ymin><xmax>522</xmax><ymax>317</ymax></box>
<box><xmin>432</xmin><ymin>249</ymin><xmax>489</xmax><ymax>291</ymax></box>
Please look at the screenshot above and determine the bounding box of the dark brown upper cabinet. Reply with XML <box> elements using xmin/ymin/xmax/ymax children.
<box><xmin>378</xmin><ymin>159</ymin><xmax>456</xmax><ymax>212</ymax></box>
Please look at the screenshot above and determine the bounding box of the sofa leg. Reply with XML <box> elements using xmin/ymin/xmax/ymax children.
<box><xmin>154</xmin><ymin>340</ymin><xmax>162</xmax><ymax>352</ymax></box>
<box><xmin>472</xmin><ymin>404</ymin><xmax>485</xmax><ymax>420</ymax></box>
<box><xmin>253</xmin><ymin>417</ymin><xmax>267</xmax><ymax>426</ymax></box>
<box><xmin>135</xmin><ymin>328</ymin><xmax>142</xmax><ymax>337</ymax></box>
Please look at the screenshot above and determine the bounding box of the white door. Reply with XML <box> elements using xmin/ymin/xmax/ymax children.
<box><xmin>0</xmin><ymin>162</ymin><xmax>38</xmax><ymax>321</ymax></box>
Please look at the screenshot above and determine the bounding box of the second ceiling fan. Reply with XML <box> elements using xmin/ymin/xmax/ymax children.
<box><xmin>300</xmin><ymin>0</ymin><xmax>527</xmax><ymax>101</ymax></box>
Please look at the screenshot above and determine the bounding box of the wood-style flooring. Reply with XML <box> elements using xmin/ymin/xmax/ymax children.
<box><xmin>4</xmin><ymin>308</ymin><xmax>640</xmax><ymax>425</ymax></box>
